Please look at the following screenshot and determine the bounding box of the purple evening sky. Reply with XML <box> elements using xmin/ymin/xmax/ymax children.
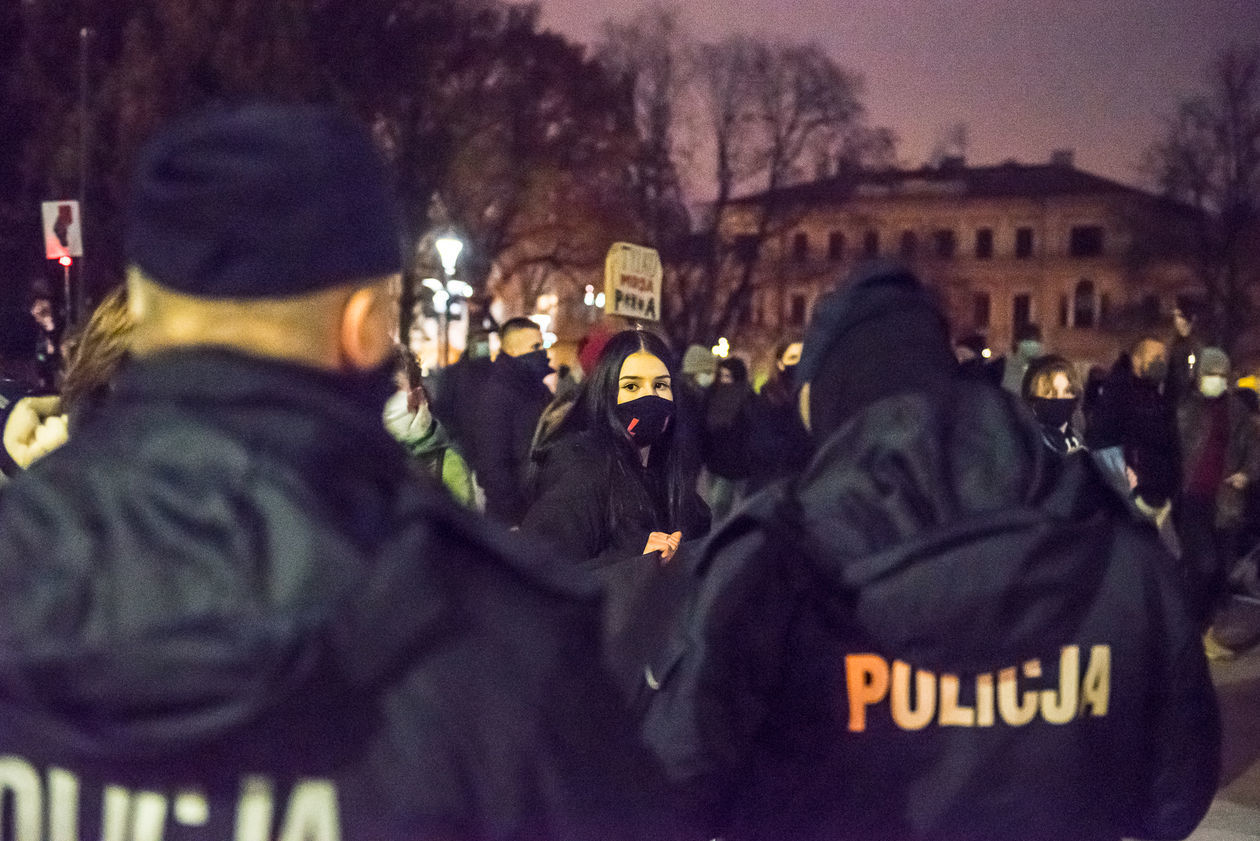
<box><xmin>519</xmin><ymin>0</ymin><xmax>1260</xmax><ymax>190</ymax></box>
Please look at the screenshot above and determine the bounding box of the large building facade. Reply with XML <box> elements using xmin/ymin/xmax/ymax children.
<box><xmin>725</xmin><ymin>153</ymin><xmax>1199</xmax><ymax>371</ymax></box>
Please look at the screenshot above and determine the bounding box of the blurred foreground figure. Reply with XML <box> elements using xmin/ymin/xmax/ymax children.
<box><xmin>0</xmin><ymin>103</ymin><xmax>669</xmax><ymax>841</ymax></box>
<box><xmin>642</xmin><ymin>262</ymin><xmax>1220</xmax><ymax>841</ymax></box>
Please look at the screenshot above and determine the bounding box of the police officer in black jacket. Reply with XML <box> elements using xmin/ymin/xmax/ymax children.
<box><xmin>639</xmin><ymin>261</ymin><xmax>1220</xmax><ymax>841</ymax></box>
<box><xmin>0</xmin><ymin>104</ymin><xmax>674</xmax><ymax>841</ymax></box>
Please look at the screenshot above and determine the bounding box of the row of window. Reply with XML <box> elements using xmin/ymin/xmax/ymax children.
<box><xmin>972</xmin><ymin>280</ymin><xmax>1112</xmax><ymax>332</ymax></box>
<box><xmin>782</xmin><ymin>225</ymin><xmax>1105</xmax><ymax>263</ymax></box>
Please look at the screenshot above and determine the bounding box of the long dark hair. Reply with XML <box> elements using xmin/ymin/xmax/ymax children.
<box><xmin>552</xmin><ymin>328</ymin><xmax>700</xmax><ymax>532</ymax></box>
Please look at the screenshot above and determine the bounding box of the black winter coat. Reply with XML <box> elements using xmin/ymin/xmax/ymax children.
<box><xmin>522</xmin><ymin>430</ymin><xmax>710</xmax><ymax>569</ymax></box>
<box><xmin>470</xmin><ymin>353</ymin><xmax>552</xmax><ymax>524</ymax></box>
<box><xmin>1088</xmin><ymin>369</ymin><xmax>1180</xmax><ymax>506</ymax></box>
<box><xmin>640</xmin><ymin>383</ymin><xmax>1220</xmax><ymax>841</ymax></box>
<box><xmin>0</xmin><ymin>349</ymin><xmax>677</xmax><ymax>841</ymax></box>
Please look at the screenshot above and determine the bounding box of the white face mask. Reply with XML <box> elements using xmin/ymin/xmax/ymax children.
<box><xmin>695</xmin><ymin>372</ymin><xmax>715</xmax><ymax>388</ymax></box>
<box><xmin>1199</xmin><ymin>375</ymin><xmax>1228</xmax><ymax>399</ymax></box>
<box><xmin>383</xmin><ymin>389</ymin><xmax>433</xmax><ymax>441</ymax></box>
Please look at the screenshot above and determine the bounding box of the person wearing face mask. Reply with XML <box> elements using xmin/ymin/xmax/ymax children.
<box><xmin>1020</xmin><ymin>355</ymin><xmax>1084</xmax><ymax>454</ymax></box>
<box><xmin>1089</xmin><ymin>338</ymin><xmax>1179</xmax><ymax>516</ymax></box>
<box><xmin>1000</xmin><ymin>323</ymin><xmax>1045</xmax><ymax>395</ymax></box>
<box><xmin>1175</xmin><ymin>346</ymin><xmax>1260</xmax><ymax>630</ymax></box>
<box><xmin>383</xmin><ymin>347</ymin><xmax>478</xmax><ymax>508</ymax></box>
<box><xmin>0</xmin><ymin>104</ymin><xmax>677</xmax><ymax>840</ymax></box>
<box><xmin>747</xmin><ymin>337</ymin><xmax>811</xmax><ymax>490</ymax></box>
<box><xmin>471</xmin><ymin>315</ymin><xmax>555</xmax><ymax>525</ymax></box>
<box><xmin>522</xmin><ymin>329</ymin><xmax>709</xmax><ymax>569</ymax></box>
<box><xmin>636</xmin><ymin>261</ymin><xmax>1219</xmax><ymax>841</ymax></box>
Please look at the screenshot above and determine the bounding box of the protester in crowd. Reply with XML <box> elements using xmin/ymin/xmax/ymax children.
<box><xmin>1088</xmin><ymin>337</ymin><xmax>1179</xmax><ymax>516</ymax></box>
<box><xmin>1</xmin><ymin>303</ymin><xmax>65</xmax><ymax>481</ymax></box>
<box><xmin>748</xmin><ymin>337</ymin><xmax>811</xmax><ymax>490</ymax></box>
<box><xmin>2</xmin><ymin>286</ymin><xmax>137</xmax><ymax>482</ymax></box>
<box><xmin>637</xmin><ymin>260</ymin><xmax>1219</xmax><ymax>841</ymax></box>
<box><xmin>0</xmin><ymin>103</ymin><xmax>675</xmax><ymax>840</ymax></box>
<box><xmin>999</xmin><ymin>322</ymin><xmax>1044</xmax><ymax>394</ymax></box>
<box><xmin>522</xmin><ymin>328</ymin><xmax>709</xmax><ymax>568</ymax></box>
<box><xmin>1082</xmin><ymin>362</ymin><xmax>1109</xmax><ymax>422</ymax></box>
<box><xmin>1020</xmin><ymin>354</ymin><xmax>1084</xmax><ymax>454</ymax></box>
<box><xmin>470</xmin><ymin>315</ymin><xmax>553</xmax><ymax>525</ymax></box>
<box><xmin>701</xmin><ymin>356</ymin><xmax>755</xmax><ymax>520</ymax></box>
<box><xmin>680</xmin><ymin>344</ymin><xmax>716</xmax><ymax>391</ymax></box>
<box><xmin>1174</xmin><ymin>346</ymin><xmax>1260</xmax><ymax>633</ymax></box>
<box><xmin>428</xmin><ymin>327</ymin><xmax>493</xmax><ymax>461</ymax></box>
<box><xmin>553</xmin><ymin>362</ymin><xmax>579</xmax><ymax>402</ymax></box>
<box><xmin>60</xmin><ymin>285</ymin><xmax>135</xmax><ymax>428</ymax></box>
<box><xmin>1167</xmin><ymin>303</ymin><xmax>1203</xmax><ymax>404</ymax></box>
<box><xmin>384</xmin><ymin>346</ymin><xmax>478</xmax><ymax>508</ymax></box>
<box><xmin>953</xmin><ymin>332</ymin><xmax>997</xmax><ymax>383</ymax></box>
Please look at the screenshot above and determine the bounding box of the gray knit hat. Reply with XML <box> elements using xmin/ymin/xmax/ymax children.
<box><xmin>1199</xmin><ymin>346</ymin><xmax>1230</xmax><ymax>377</ymax></box>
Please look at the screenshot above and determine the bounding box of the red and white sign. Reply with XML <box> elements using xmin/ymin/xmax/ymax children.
<box><xmin>41</xmin><ymin>200</ymin><xmax>84</xmax><ymax>260</ymax></box>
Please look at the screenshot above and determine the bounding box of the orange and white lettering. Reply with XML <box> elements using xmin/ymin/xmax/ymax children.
<box><xmin>131</xmin><ymin>791</ymin><xmax>170</xmax><ymax>841</ymax></box>
<box><xmin>846</xmin><ymin>654</ymin><xmax>890</xmax><ymax>732</ymax></box>
<box><xmin>975</xmin><ymin>673</ymin><xmax>996</xmax><ymax>727</ymax></box>
<box><xmin>1041</xmin><ymin>645</ymin><xmax>1080</xmax><ymax>724</ymax></box>
<box><xmin>235</xmin><ymin>776</ymin><xmax>276</xmax><ymax>841</ymax></box>
<box><xmin>278</xmin><ymin>780</ymin><xmax>341</xmax><ymax>841</ymax></box>
<box><xmin>0</xmin><ymin>756</ymin><xmax>42</xmax><ymax>841</ymax></box>
<box><xmin>938</xmin><ymin>674</ymin><xmax>975</xmax><ymax>727</ymax></box>
<box><xmin>48</xmin><ymin>767</ymin><xmax>80</xmax><ymax>841</ymax></box>
<box><xmin>890</xmin><ymin>661</ymin><xmax>936</xmax><ymax>730</ymax></box>
<box><xmin>101</xmin><ymin>786</ymin><xmax>132</xmax><ymax>841</ymax></box>
<box><xmin>1080</xmin><ymin>645</ymin><xmax>1111</xmax><ymax>717</ymax></box>
<box><xmin>997</xmin><ymin>666</ymin><xmax>1039</xmax><ymax>726</ymax></box>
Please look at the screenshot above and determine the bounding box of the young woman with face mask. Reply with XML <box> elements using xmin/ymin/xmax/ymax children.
<box><xmin>747</xmin><ymin>338</ymin><xmax>811</xmax><ymax>490</ymax></box>
<box><xmin>1021</xmin><ymin>355</ymin><xmax>1084</xmax><ymax>455</ymax></box>
<box><xmin>521</xmin><ymin>329</ymin><xmax>710</xmax><ymax>568</ymax></box>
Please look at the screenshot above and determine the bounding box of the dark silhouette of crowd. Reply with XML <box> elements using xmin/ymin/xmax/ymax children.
<box><xmin>0</xmin><ymin>103</ymin><xmax>1229</xmax><ymax>841</ymax></box>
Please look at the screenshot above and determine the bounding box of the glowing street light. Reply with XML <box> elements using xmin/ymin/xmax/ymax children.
<box><xmin>432</xmin><ymin>233</ymin><xmax>464</xmax><ymax>368</ymax></box>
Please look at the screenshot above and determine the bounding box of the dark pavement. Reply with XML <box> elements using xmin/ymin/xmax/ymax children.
<box><xmin>1186</xmin><ymin>595</ymin><xmax>1260</xmax><ymax>840</ymax></box>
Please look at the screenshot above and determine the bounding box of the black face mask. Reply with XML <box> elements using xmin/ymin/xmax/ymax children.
<box><xmin>614</xmin><ymin>395</ymin><xmax>675</xmax><ymax>448</ymax></box>
<box><xmin>1030</xmin><ymin>397</ymin><xmax>1077</xmax><ymax>429</ymax></box>
<box><xmin>1143</xmin><ymin>361</ymin><xmax>1168</xmax><ymax>383</ymax></box>
<box><xmin>518</xmin><ymin>349</ymin><xmax>553</xmax><ymax>381</ymax></box>
<box><xmin>781</xmin><ymin>363</ymin><xmax>798</xmax><ymax>386</ymax></box>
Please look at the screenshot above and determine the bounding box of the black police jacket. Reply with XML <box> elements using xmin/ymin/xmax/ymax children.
<box><xmin>0</xmin><ymin>349</ymin><xmax>676</xmax><ymax>841</ymax></box>
<box><xmin>640</xmin><ymin>382</ymin><xmax>1220</xmax><ymax>841</ymax></box>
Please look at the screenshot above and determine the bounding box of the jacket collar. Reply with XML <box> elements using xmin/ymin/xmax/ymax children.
<box><xmin>110</xmin><ymin>347</ymin><xmax>401</xmax><ymax>466</ymax></box>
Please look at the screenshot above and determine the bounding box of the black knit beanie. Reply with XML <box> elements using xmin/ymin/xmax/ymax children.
<box><xmin>798</xmin><ymin>260</ymin><xmax>957</xmax><ymax>440</ymax></box>
<box><xmin>125</xmin><ymin>103</ymin><xmax>402</xmax><ymax>298</ymax></box>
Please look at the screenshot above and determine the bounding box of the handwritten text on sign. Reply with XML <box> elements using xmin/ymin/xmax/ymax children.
<box><xmin>604</xmin><ymin>243</ymin><xmax>662</xmax><ymax>322</ymax></box>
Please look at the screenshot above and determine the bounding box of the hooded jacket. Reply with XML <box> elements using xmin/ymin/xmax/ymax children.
<box><xmin>640</xmin><ymin>262</ymin><xmax>1219</xmax><ymax>841</ymax></box>
<box><xmin>641</xmin><ymin>382</ymin><xmax>1219</xmax><ymax>841</ymax></box>
<box><xmin>0</xmin><ymin>349</ymin><xmax>676</xmax><ymax>841</ymax></box>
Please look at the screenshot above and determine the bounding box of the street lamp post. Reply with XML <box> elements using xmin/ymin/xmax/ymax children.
<box><xmin>433</xmin><ymin>234</ymin><xmax>464</xmax><ymax>368</ymax></box>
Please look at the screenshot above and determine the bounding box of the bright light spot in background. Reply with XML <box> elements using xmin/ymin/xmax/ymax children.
<box><xmin>544</xmin><ymin>332</ymin><xmax>557</xmax><ymax>348</ymax></box>
<box><xmin>584</xmin><ymin>284</ymin><xmax>595</xmax><ymax>306</ymax></box>
<box><xmin>58</xmin><ymin>256</ymin><xmax>72</xmax><ymax>267</ymax></box>
<box><xmin>595</xmin><ymin>292</ymin><xmax>605</xmax><ymax>307</ymax></box>
<box><xmin>530</xmin><ymin>313</ymin><xmax>552</xmax><ymax>333</ymax></box>
<box><xmin>711</xmin><ymin>337</ymin><xmax>730</xmax><ymax>358</ymax></box>
<box><xmin>1188</xmin><ymin>353</ymin><xmax>1197</xmax><ymax>367</ymax></box>
<box><xmin>421</xmin><ymin>277</ymin><xmax>443</xmax><ymax>293</ymax></box>
<box><xmin>981</xmin><ymin>348</ymin><xmax>992</xmax><ymax>359</ymax></box>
